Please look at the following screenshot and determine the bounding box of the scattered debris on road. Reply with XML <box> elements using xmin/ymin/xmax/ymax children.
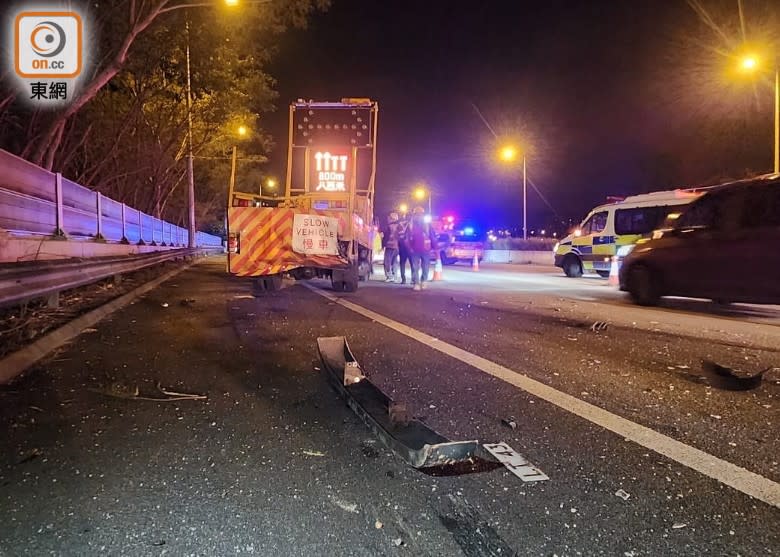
<box><xmin>375</xmin><ymin>520</ymin><xmax>383</xmax><ymax>529</ymax></box>
<box><xmin>17</xmin><ymin>448</ymin><xmax>42</xmax><ymax>465</ymax></box>
<box><xmin>302</xmin><ymin>450</ymin><xmax>325</xmax><ymax>457</ymax></box>
<box><xmin>590</xmin><ymin>321</ymin><xmax>609</xmax><ymax>332</ymax></box>
<box><xmin>483</xmin><ymin>442</ymin><xmax>549</xmax><ymax>482</ymax></box>
<box><xmin>672</xmin><ymin>523</ymin><xmax>687</xmax><ymax>529</ymax></box>
<box><xmin>331</xmin><ymin>497</ymin><xmax>359</xmax><ymax>514</ymax></box>
<box><xmin>615</xmin><ymin>489</ymin><xmax>631</xmax><ymax>501</ymax></box>
<box><xmin>501</xmin><ymin>417</ymin><xmax>517</xmax><ymax>430</ymax></box>
<box><xmin>160</xmin><ymin>302</ymin><xmax>169</xmax><ymax>308</ymax></box>
<box><xmin>179</xmin><ymin>298</ymin><xmax>196</xmax><ymax>307</ymax></box>
<box><xmin>90</xmin><ymin>382</ymin><xmax>207</xmax><ymax>401</ymax></box>
<box><xmin>700</xmin><ymin>360</ymin><xmax>768</xmax><ymax>391</ymax></box>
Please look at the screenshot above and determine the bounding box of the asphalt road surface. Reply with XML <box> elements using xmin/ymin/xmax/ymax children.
<box><xmin>1</xmin><ymin>257</ymin><xmax>778</xmax><ymax>556</ymax></box>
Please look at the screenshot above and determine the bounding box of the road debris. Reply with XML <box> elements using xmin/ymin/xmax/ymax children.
<box><xmin>160</xmin><ymin>302</ymin><xmax>169</xmax><ymax>308</ymax></box>
<box><xmin>179</xmin><ymin>298</ymin><xmax>196</xmax><ymax>307</ymax></box>
<box><xmin>332</xmin><ymin>498</ymin><xmax>359</xmax><ymax>514</ymax></box>
<box><xmin>375</xmin><ymin>520</ymin><xmax>383</xmax><ymax>529</ymax></box>
<box><xmin>17</xmin><ymin>448</ymin><xmax>42</xmax><ymax>465</ymax></box>
<box><xmin>700</xmin><ymin>360</ymin><xmax>767</xmax><ymax>391</ymax></box>
<box><xmin>392</xmin><ymin>538</ymin><xmax>404</xmax><ymax>547</ymax></box>
<box><xmin>672</xmin><ymin>523</ymin><xmax>687</xmax><ymax>529</ymax></box>
<box><xmin>483</xmin><ymin>442</ymin><xmax>549</xmax><ymax>482</ymax></box>
<box><xmin>156</xmin><ymin>383</ymin><xmax>207</xmax><ymax>400</ymax></box>
<box><xmin>302</xmin><ymin>450</ymin><xmax>325</xmax><ymax>457</ymax></box>
<box><xmin>90</xmin><ymin>382</ymin><xmax>207</xmax><ymax>402</ymax></box>
<box><xmin>81</xmin><ymin>328</ymin><xmax>98</xmax><ymax>333</ymax></box>
<box><xmin>615</xmin><ymin>489</ymin><xmax>630</xmax><ymax>501</ymax></box>
<box><xmin>590</xmin><ymin>321</ymin><xmax>609</xmax><ymax>332</ymax></box>
<box><xmin>501</xmin><ymin>417</ymin><xmax>517</xmax><ymax>430</ymax></box>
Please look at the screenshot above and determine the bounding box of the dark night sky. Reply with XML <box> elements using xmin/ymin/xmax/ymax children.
<box><xmin>264</xmin><ymin>0</ymin><xmax>776</xmax><ymax>229</ymax></box>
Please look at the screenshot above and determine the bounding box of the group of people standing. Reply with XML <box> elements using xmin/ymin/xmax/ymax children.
<box><xmin>381</xmin><ymin>207</ymin><xmax>438</xmax><ymax>291</ymax></box>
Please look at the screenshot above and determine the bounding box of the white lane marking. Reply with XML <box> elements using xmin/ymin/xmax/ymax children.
<box><xmin>304</xmin><ymin>283</ymin><xmax>780</xmax><ymax>509</ymax></box>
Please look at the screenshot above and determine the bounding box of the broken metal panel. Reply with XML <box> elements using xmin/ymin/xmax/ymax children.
<box><xmin>317</xmin><ymin>336</ymin><xmax>481</xmax><ymax>469</ymax></box>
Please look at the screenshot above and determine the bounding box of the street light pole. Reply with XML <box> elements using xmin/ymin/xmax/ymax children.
<box><xmin>185</xmin><ymin>17</ymin><xmax>196</xmax><ymax>248</ymax></box>
<box><xmin>229</xmin><ymin>146</ymin><xmax>238</xmax><ymax>196</ymax></box>
<box><xmin>774</xmin><ymin>64</ymin><xmax>779</xmax><ymax>174</ymax></box>
<box><xmin>522</xmin><ymin>155</ymin><xmax>527</xmax><ymax>240</ymax></box>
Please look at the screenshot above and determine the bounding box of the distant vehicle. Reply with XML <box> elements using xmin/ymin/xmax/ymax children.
<box><xmin>429</xmin><ymin>217</ymin><xmax>483</xmax><ymax>264</ymax></box>
<box><xmin>619</xmin><ymin>175</ymin><xmax>780</xmax><ymax>305</ymax></box>
<box><xmin>554</xmin><ymin>189</ymin><xmax>703</xmax><ymax>278</ymax></box>
<box><xmin>436</xmin><ymin>232</ymin><xmax>484</xmax><ymax>264</ymax></box>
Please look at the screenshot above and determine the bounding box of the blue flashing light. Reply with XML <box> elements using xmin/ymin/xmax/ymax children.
<box><xmin>463</xmin><ymin>226</ymin><xmax>475</xmax><ymax>236</ymax></box>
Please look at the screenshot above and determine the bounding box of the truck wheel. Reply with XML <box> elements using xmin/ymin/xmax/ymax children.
<box><xmin>562</xmin><ymin>255</ymin><xmax>583</xmax><ymax>278</ymax></box>
<box><xmin>596</xmin><ymin>270</ymin><xmax>610</xmax><ymax>278</ymax></box>
<box><xmin>331</xmin><ymin>279</ymin><xmax>345</xmax><ymax>292</ymax></box>
<box><xmin>343</xmin><ymin>279</ymin><xmax>358</xmax><ymax>292</ymax></box>
<box><xmin>627</xmin><ymin>265</ymin><xmax>660</xmax><ymax>306</ymax></box>
<box><xmin>252</xmin><ymin>274</ymin><xmax>282</xmax><ymax>296</ymax></box>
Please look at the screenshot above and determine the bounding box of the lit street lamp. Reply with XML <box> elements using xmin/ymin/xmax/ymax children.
<box><xmin>398</xmin><ymin>203</ymin><xmax>409</xmax><ymax>215</ymax></box>
<box><xmin>263</xmin><ymin>177</ymin><xmax>277</xmax><ymax>196</ymax></box>
<box><xmin>229</xmin><ymin>124</ymin><xmax>249</xmax><ymax>197</ymax></box>
<box><xmin>738</xmin><ymin>52</ymin><xmax>779</xmax><ymax>174</ymax></box>
<box><xmin>413</xmin><ymin>185</ymin><xmax>432</xmax><ymax>214</ymax></box>
<box><xmin>499</xmin><ymin>144</ymin><xmax>528</xmax><ymax>240</ymax></box>
<box><xmin>184</xmin><ymin>0</ymin><xmax>269</xmax><ymax>246</ymax></box>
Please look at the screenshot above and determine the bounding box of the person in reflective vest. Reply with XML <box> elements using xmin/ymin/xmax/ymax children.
<box><xmin>383</xmin><ymin>212</ymin><xmax>400</xmax><ymax>282</ymax></box>
<box><xmin>407</xmin><ymin>207</ymin><xmax>437</xmax><ymax>291</ymax></box>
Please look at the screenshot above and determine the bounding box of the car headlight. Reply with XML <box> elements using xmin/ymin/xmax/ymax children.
<box><xmin>616</xmin><ymin>244</ymin><xmax>635</xmax><ymax>257</ymax></box>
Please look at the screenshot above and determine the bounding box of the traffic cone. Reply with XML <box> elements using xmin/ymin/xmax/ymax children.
<box><xmin>433</xmin><ymin>257</ymin><xmax>443</xmax><ymax>281</ymax></box>
<box><xmin>472</xmin><ymin>252</ymin><xmax>480</xmax><ymax>272</ymax></box>
<box><xmin>608</xmin><ymin>256</ymin><xmax>619</xmax><ymax>287</ymax></box>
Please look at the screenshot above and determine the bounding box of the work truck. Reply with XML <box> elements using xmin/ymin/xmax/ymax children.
<box><xmin>227</xmin><ymin>99</ymin><xmax>378</xmax><ymax>292</ymax></box>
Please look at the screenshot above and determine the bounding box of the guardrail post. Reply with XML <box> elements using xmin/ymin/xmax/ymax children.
<box><xmin>120</xmin><ymin>203</ymin><xmax>129</xmax><ymax>244</ymax></box>
<box><xmin>137</xmin><ymin>211</ymin><xmax>146</xmax><ymax>245</ymax></box>
<box><xmin>150</xmin><ymin>217</ymin><xmax>158</xmax><ymax>246</ymax></box>
<box><xmin>95</xmin><ymin>193</ymin><xmax>105</xmax><ymax>242</ymax></box>
<box><xmin>53</xmin><ymin>173</ymin><xmax>66</xmax><ymax>238</ymax></box>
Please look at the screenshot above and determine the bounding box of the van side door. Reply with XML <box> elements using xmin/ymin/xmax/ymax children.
<box><xmin>582</xmin><ymin>211</ymin><xmax>610</xmax><ymax>273</ymax></box>
<box><xmin>664</xmin><ymin>190</ymin><xmax>740</xmax><ymax>299</ymax></box>
<box><xmin>730</xmin><ymin>184</ymin><xmax>780</xmax><ymax>303</ymax></box>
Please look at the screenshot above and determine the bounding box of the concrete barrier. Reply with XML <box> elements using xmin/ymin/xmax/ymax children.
<box><xmin>483</xmin><ymin>250</ymin><xmax>553</xmax><ymax>266</ymax></box>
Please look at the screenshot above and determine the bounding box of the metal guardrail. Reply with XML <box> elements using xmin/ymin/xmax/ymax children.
<box><xmin>0</xmin><ymin>248</ymin><xmax>217</xmax><ymax>309</ymax></box>
<box><xmin>0</xmin><ymin>149</ymin><xmax>221</xmax><ymax>247</ymax></box>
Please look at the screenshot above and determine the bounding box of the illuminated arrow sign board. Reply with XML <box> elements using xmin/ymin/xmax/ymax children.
<box><xmin>311</xmin><ymin>150</ymin><xmax>350</xmax><ymax>192</ymax></box>
<box><xmin>293</xmin><ymin>106</ymin><xmax>372</xmax><ymax>147</ymax></box>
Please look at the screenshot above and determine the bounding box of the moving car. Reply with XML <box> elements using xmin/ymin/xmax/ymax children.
<box><xmin>554</xmin><ymin>190</ymin><xmax>701</xmax><ymax>278</ymax></box>
<box><xmin>619</xmin><ymin>175</ymin><xmax>780</xmax><ymax>305</ymax></box>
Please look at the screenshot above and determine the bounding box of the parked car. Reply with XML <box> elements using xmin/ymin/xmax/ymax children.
<box><xmin>619</xmin><ymin>175</ymin><xmax>780</xmax><ymax>306</ymax></box>
<box><xmin>436</xmin><ymin>233</ymin><xmax>484</xmax><ymax>265</ymax></box>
